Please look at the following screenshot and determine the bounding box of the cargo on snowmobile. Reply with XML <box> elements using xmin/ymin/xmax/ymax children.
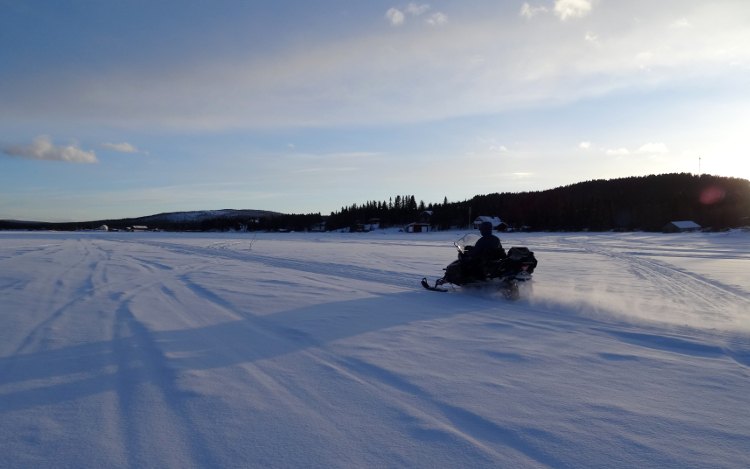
<box><xmin>421</xmin><ymin>233</ymin><xmax>538</xmax><ymax>299</ymax></box>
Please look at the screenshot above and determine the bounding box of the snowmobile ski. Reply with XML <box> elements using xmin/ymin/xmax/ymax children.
<box><xmin>421</xmin><ymin>278</ymin><xmax>449</xmax><ymax>292</ymax></box>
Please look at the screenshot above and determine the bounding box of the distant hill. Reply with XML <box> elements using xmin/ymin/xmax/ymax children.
<box><xmin>134</xmin><ymin>209</ymin><xmax>281</xmax><ymax>223</ymax></box>
<box><xmin>0</xmin><ymin>209</ymin><xmax>283</xmax><ymax>231</ymax></box>
<box><xmin>0</xmin><ymin>219</ymin><xmax>53</xmax><ymax>230</ymax></box>
<box><xmin>133</xmin><ymin>209</ymin><xmax>280</xmax><ymax>225</ymax></box>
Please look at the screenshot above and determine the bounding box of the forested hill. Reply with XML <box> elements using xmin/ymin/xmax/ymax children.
<box><xmin>327</xmin><ymin>173</ymin><xmax>750</xmax><ymax>232</ymax></box>
<box><xmin>469</xmin><ymin>173</ymin><xmax>749</xmax><ymax>231</ymax></box>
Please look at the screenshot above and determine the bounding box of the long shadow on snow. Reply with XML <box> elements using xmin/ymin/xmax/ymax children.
<box><xmin>122</xmin><ymin>238</ymin><xmax>415</xmax><ymax>289</ymax></box>
<box><xmin>0</xmin><ymin>290</ymin><xmax>488</xmax><ymax>412</ymax></box>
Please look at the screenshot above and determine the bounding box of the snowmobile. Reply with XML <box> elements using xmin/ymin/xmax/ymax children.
<box><xmin>421</xmin><ymin>233</ymin><xmax>538</xmax><ymax>299</ymax></box>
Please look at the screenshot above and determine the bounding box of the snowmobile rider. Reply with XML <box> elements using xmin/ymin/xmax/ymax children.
<box><xmin>470</xmin><ymin>221</ymin><xmax>502</xmax><ymax>259</ymax></box>
<box><xmin>462</xmin><ymin>221</ymin><xmax>504</xmax><ymax>279</ymax></box>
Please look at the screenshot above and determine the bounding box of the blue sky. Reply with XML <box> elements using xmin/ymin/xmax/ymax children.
<box><xmin>1</xmin><ymin>0</ymin><xmax>749</xmax><ymax>221</ymax></box>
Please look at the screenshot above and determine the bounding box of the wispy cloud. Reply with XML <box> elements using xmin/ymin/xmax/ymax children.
<box><xmin>385</xmin><ymin>8</ymin><xmax>405</xmax><ymax>26</ymax></box>
<box><xmin>405</xmin><ymin>3</ymin><xmax>430</xmax><ymax>16</ymax></box>
<box><xmin>603</xmin><ymin>142</ymin><xmax>669</xmax><ymax>156</ymax></box>
<box><xmin>670</xmin><ymin>18</ymin><xmax>692</xmax><ymax>29</ymax></box>
<box><xmin>2</xmin><ymin>2</ymin><xmax>747</xmax><ymax>132</ymax></box>
<box><xmin>554</xmin><ymin>0</ymin><xmax>593</xmax><ymax>21</ymax></box>
<box><xmin>386</xmin><ymin>3</ymin><xmax>446</xmax><ymax>27</ymax></box>
<box><xmin>3</xmin><ymin>136</ymin><xmax>97</xmax><ymax>163</ymax></box>
<box><xmin>520</xmin><ymin>3</ymin><xmax>549</xmax><ymax>19</ymax></box>
<box><xmin>584</xmin><ymin>31</ymin><xmax>599</xmax><ymax>44</ymax></box>
<box><xmin>521</xmin><ymin>0</ymin><xmax>593</xmax><ymax>21</ymax></box>
<box><xmin>102</xmin><ymin>142</ymin><xmax>140</xmax><ymax>153</ymax></box>
<box><xmin>606</xmin><ymin>148</ymin><xmax>630</xmax><ymax>156</ymax></box>
<box><xmin>637</xmin><ymin>142</ymin><xmax>669</xmax><ymax>154</ymax></box>
<box><xmin>426</xmin><ymin>12</ymin><xmax>448</xmax><ymax>26</ymax></box>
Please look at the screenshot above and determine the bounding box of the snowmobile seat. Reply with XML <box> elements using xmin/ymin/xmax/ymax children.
<box><xmin>506</xmin><ymin>247</ymin><xmax>537</xmax><ymax>273</ymax></box>
<box><xmin>488</xmin><ymin>246</ymin><xmax>507</xmax><ymax>260</ymax></box>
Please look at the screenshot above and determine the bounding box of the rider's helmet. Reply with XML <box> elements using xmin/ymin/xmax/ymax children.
<box><xmin>479</xmin><ymin>221</ymin><xmax>493</xmax><ymax>236</ymax></box>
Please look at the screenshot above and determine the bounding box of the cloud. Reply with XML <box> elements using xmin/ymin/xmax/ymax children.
<box><xmin>579</xmin><ymin>141</ymin><xmax>591</xmax><ymax>149</ymax></box>
<box><xmin>554</xmin><ymin>0</ymin><xmax>593</xmax><ymax>21</ymax></box>
<box><xmin>489</xmin><ymin>144</ymin><xmax>508</xmax><ymax>152</ymax></box>
<box><xmin>426</xmin><ymin>12</ymin><xmax>448</xmax><ymax>26</ymax></box>
<box><xmin>3</xmin><ymin>2</ymin><xmax>748</xmax><ymax>131</ymax></box>
<box><xmin>405</xmin><ymin>3</ymin><xmax>430</xmax><ymax>16</ymax></box>
<box><xmin>603</xmin><ymin>143</ymin><xmax>668</xmax><ymax>156</ymax></box>
<box><xmin>102</xmin><ymin>142</ymin><xmax>139</xmax><ymax>153</ymax></box>
<box><xmin>3</xmin><ymin>136</ymin><xmax>97</xmax><ymax>163</ymax></box>
<box><xmin>520</xmin><ymin>3</ymin><xmax>549</xmax><ymax>19</ymax></box>
<box><xmin>387</xmin><ymin>4</ymin><xmax>445</xmax><ymax>26</ymax></box>
<box><xmin>670</xmin><ymin>18</ymin><xmax>692</xmax><ymax>28</ymax></box>
<box><xmin>522</xmin><ymin>0</ymin><xmax>592</xmax><ymax>21</ymax></box>
<box><xmin>385</xmin><ymin>8</ymin><xmax>405</xmax><ymax>26</ymax></box>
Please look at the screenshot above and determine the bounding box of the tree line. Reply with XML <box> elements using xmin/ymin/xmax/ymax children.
<box><xmin>2</xmin><ymin>173</ymin><xmax>748</xmax><ymax>232</ymax></box>
<box><xmin>325</xmin><ymin>173</ymin><xmax>750</xmax><ymax>232</ymax></box>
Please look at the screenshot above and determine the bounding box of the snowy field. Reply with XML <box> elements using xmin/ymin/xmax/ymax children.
<box><xmin>1</xmin><ymin>229</ymin><xmax>749</xmax><ymax>468</ymax></box>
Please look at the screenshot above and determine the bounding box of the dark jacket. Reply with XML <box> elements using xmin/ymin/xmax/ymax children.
<box><xmin>468</xmin><ymin>233</ymin><xmax>501</xmax><ymax>260</ymax></box>
<box><xmin>472</xmin><ymin>221</ymin><xmax>501</xmax><ymax>257</ymax></box>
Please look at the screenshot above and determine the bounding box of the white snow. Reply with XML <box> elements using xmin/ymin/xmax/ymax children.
<box><xmin>1</xmin><ymin>230</ymin><xmax>749</xmax><ymax>468</ymax></box>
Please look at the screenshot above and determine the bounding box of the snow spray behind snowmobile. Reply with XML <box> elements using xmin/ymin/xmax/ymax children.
<box><xmin>421</xmin><ymin>233</ymin><xmax>538</xmax><ymax>299</ymax></box>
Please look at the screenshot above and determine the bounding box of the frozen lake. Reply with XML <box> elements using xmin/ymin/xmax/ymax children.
<box><xmin>1</xmin><ymin>230</ymin><xmax>749</xmax><ymax>468</ymax></box>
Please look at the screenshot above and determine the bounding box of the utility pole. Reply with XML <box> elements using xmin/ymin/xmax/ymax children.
<box><xmin>698</xmin><ymin>156</ymin><xmax>701</xmax><ymax>176</ymax></box>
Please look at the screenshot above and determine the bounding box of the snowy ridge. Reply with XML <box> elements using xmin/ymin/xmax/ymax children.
<box><xmin>136</xmin><ymin>208</ymin><xmax>279</xmax><ymax>223</ymax></box>
<box><xmin>1</xmin><ymin>230</ymin><xmax>749</xmax><ymax>468</ymax></box>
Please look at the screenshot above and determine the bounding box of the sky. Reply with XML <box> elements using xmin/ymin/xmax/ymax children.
<box><xmin>1</xmin><ymin>0</ymin><xmax>749</xmax><ymax>222</ymax></box>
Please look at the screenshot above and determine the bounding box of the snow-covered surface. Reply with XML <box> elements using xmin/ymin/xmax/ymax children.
<box><xmin>1</xmin><ymin>230</ymin><xmax>749</xmax><ymax>468</ymax></box>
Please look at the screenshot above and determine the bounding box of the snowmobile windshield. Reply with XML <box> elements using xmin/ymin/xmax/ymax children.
<box><xmin>454</xmin><ymin>233</ymin><xmax>480</xmax><ymax>253</ymax></box>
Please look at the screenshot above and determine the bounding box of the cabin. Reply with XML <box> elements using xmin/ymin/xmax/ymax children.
<box><xmin>364</xmin><ymin>218</ymin><xmax>381</xmax><ymax>231</ymax></box>
<box><xmin>404</xmin><ymin>211</ymin><xmax>435</xmax><ymax>233</ymax></box>
<box><xmin>472</xmin><ymin>216</ymin><xmax>508</xmax><ymax>231</ymax></box>
<box><xmin>405</xmin><ymin>222</ymin><xmax>431</xmax><ymax>233</ymax></box>
<box><xmin>662</xmin><ymin>220</ymin><xmax>701</xmax><ymax>233</ymax></box>
<box><xmin>351</xmin><ymin>219</ymin><xmax>380</xmax><ymax>232</ymax></box>
<box><xmin>309</xmin><ymin>221</ymin><xmax>327</xmax><ymax>232</ymax></box>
